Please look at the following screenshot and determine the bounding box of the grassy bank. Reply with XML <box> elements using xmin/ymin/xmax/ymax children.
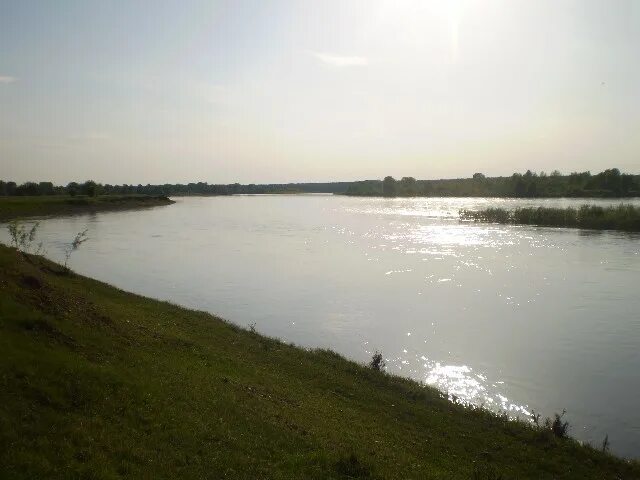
<box><xmin>1</xmin><ymin>244</ymin><xmax>638</xmax><ymax>479</ymax></box>
<box><xmin>0</xmin><ymin>195</ymin><xmax>174</xmax><ymax>221</ymax></box>
<box><xmin>460</xmin><ymin>204</ymin><xmax>640</xmax><ymax>232</ymax></box>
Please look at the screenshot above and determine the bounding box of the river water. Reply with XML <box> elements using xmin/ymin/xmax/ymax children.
<box><xmin>3</xmin><ymin>195</ymin><xmax>640</xmax><ymax>457</ymax></box>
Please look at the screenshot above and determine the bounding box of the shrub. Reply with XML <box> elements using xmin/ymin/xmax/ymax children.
<box><xmin>545</xmin><ymin>410</ymin><xmax>569</xmax><ymax>439</ymax></box>
<box><xmin>369</xmin><ymin>351</ymin><xmax>386</xmax><ymax>371</ymax></box>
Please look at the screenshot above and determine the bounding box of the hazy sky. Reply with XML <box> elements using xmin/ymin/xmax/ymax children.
<box><xmin>1</xmin><ymin>0</ymin><xmax>639</xmax><ymax>184</ymax></box>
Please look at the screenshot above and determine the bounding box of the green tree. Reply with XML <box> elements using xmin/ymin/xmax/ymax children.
<box><xmin>400</xmin><ymin>177</ymin><xmax>417</xmax><ymax>195</ymax></box>
<box><xmin>382</xmin><ymin>176</ymin><xmax>397</xmax><ymax>197</ymax></box>
<box><xmin>16</xmin><ymin>182</ymin><xmax>40</xmax><ymax>195</ymax></box>
<box><xmin>82</xmin><ymin>180</ymin><xmax>99</xmax><ymax>197</ymax></box>
<box><xmin>67</xmin><ymin>182</ymin><xmax>79</xmax><ymax>196</ymax></box>
<box><xmin>38</xmin><ymin>182</ymin><xmax>54</xmax><ymax>195</ymax></box>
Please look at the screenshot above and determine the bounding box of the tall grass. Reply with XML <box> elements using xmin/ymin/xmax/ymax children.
<box><xmin>460</xmin><ymin>204</ymin><xmax>640</xmax><ymax>232</ymax></box>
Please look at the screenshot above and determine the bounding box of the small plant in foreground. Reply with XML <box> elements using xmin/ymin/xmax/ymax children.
<box><xmin>545</xmin><ymin>409</ymin><xmax>569</xmax><ymax>438</ymax></box>
<box><xmin>64</xmin><ymin>228</ymin><xmax>89</xmax><ymax>271</ymax></box>
<box><xmin>530</xmin><ymin>410</ymin><xmax>541</xmax><ymax>426</ymax></box>
<box><xmin>7</xmin><ymin>221</ymin><xmax>40</xmax><ymax>253</ymax></box>
<box><xmin>602</xmin><ymin>434</ymin><xmax>610</xmax><ymax>453</ymax></box>
<box><xmin>248</xmin><ymin>322</ymin><xmax>256</xmax><ymax>333</ymax></box>
<box><xmin>369</xmin><ymin>351</ymin><xmax>386</xmax><ymax>371</ymax></box>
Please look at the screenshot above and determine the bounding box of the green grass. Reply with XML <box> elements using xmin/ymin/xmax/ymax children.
<box><xmin>0</xmin><ymin>195</ymin><xmax>174</xmax><ymax>221</ymax></box>
<box><xmin>460</xmin><ymin>204</ymin><xmax>640</xmax><ymax>232</ymax></box>
<box><xmin>0</xmin><ymin>245</ymin><xmax>638</xmax><ymax>479</ymax></box>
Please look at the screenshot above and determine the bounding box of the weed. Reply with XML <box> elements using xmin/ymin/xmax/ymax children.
<box><xmin>530</xmin><ymin>410</ymin><xmax>541</xmax><ymax>427</ymax></box>
<box><xmin>34</xmin><ymin>241</ymin><xmax>46</xmax><ymax>256</ymax></box>
<box><xmin>369</xmin><ymin>351</ymin><xmax>385</xmax><ymax>371</ymax></box>
<box><xmin>544</xmin><ymin>410</ymin><xmax>569</xmax><ymax>439</ymax></box>
<box><xmin>64</xmin><ymin>228</ymin><xmax>89</xmax><ymax>271</ymax></box>
<box><xmin>7</xmin><ymin>221</ymin><xmax>40</xmax><ymax>253</ymax></box>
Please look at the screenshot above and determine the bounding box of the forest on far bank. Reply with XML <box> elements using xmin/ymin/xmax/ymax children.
<box><xmin>0</xmin><ymin>180</ymin><xmax>351</xmax><ymax>197</ymax></box>
<box><xmin>1</xmin><ymin>168</ymin><xmax>638</xmax><ymax>199</ymax></box>
<box><xmin>345</xmin><ymin>168</ymin><xmax>640</xmax><ymax>198</ymax></box>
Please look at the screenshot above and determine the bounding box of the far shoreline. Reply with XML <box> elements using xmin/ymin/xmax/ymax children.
<box><xmin>0</xmin><ymin>194</ymin><xmax>175</xmax><ymax>222</ymax></box>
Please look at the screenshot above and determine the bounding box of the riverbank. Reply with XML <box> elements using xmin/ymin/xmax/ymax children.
<box><xmin>0</xmin><ymin>244</ymin><xmax>638</xmax><ymax>478</ymax></box>
<box><xmin>0</xmin><ymin>195</ymin><xmax>175</xmax><ymax>221</ymax></box>
<box><xmin>459</xmin><ymin>204</ymin><xmax>640</xmax><ymax>232</ymax></box>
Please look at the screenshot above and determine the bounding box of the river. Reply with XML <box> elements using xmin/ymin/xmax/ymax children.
<box><xmin>3</xmin><ymin>195</ymin><xmax>640</xmax><ymax>457</ymax></box>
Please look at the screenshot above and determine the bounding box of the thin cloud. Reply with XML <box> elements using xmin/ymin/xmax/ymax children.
<box><xmin>0</xmin><ymin>75</ymin><xmax>17</xmax><ymax>84</ymax></box>
<box><xmin>313</xmin><ymin>52</ymin><xmax>368</xmax><ymax>67</ymax></box>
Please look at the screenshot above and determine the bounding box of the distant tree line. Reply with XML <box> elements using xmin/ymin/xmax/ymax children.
<box><xmin>345</xmin><ymin>169</ymin><xmax>640</xmax><ymax>198</ymax></box>
<box><xmin>2</xmin><ymin>169</ymin><xmax>638</xmax><ymax>198</ymax></box>
<box><xmin>0</xmin><ymin>180</ymin><xmax>352</xmax><ymax>197</ymax></box>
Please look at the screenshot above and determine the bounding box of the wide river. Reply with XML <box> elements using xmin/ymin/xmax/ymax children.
<box><xmin>3</xmin><ymin>195</ymin><xmax>640</xmax><ymax>457</ymax></box>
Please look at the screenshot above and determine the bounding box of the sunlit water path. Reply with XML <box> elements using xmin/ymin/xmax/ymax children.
<box><xmin>3</xmin><ymin>195</ymin><xmax>640</xmax><ymax>457</ymax></box>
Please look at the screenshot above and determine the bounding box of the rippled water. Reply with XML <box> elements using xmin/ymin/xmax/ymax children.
<box><xmin>3</xmin><ymin>195</ymin><xmax>640</xmax><ymax>457</ymax></box>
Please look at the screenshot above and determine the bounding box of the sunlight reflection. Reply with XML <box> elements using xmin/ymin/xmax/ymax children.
<box><xmin>424</xmin><ymin>360</ymin><xmax>530</xmax><ymax>416</ymax></box>
<box><xmin>377</xmin><ymin>347</ymin><xmax>532</xmax><ymax>418</ymax></box>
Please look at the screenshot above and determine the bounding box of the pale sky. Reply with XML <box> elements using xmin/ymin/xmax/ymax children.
<box><xmin>1</xmin><ymin>0</ymin><xmax>639</xmax><ymax>184</ymax></box>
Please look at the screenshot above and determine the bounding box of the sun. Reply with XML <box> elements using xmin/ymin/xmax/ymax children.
<box><xmin>372</xmin><ymin>0</ymin><xmax>468</xmax><ymax>62</ymax></box>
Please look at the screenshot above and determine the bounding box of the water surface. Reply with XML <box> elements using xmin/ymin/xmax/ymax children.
<box><xmin>3</xmin><ymin>195</ymin><xmax>640</xmax><ymax>457</ymax></box>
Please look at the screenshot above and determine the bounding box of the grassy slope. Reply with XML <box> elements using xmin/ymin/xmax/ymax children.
<box><xmin>1</xmin><ymin>246</ymin><xmax>638</xmax><ymax>479</ymax></box>
<box><xmin>0</xmin><ymin>195</ymin><xmax>175</xmax><ymax>221</ymax></box>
